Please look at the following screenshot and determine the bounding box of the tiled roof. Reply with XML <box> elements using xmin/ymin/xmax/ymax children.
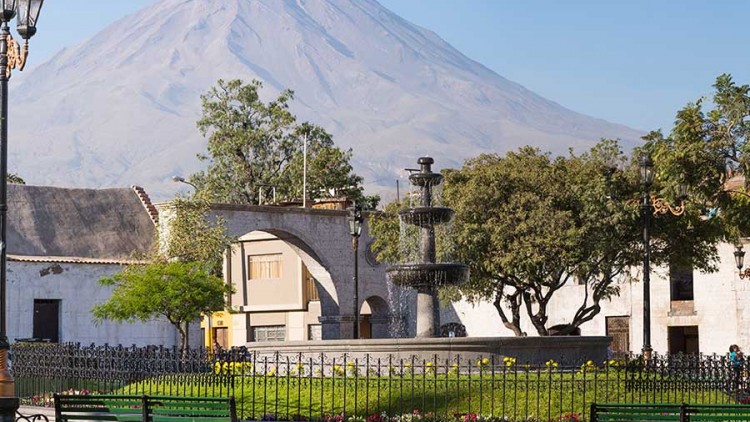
<box><xmin>7</xmin><ymin>185</ymin><xmax>156</xmax><ymax>260</ymax></box>
<box><xmin>7</xmin><ymin>254</ymin><xmax>147</xmax><ymax>265</ymax></box>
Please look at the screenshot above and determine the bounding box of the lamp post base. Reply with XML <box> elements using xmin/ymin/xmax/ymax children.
<box><xmin>642</xmin><ymin>347</ymin><xmax>652</xmax><ymax>362</ymax></box>
<box><xmin>0</xmin><ymin>397</ymin><xmax>18</xmax><ymax>422</ymax></box>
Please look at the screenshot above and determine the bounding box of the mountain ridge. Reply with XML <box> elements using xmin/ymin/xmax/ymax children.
<box><xmin>9</xmin><ymin>0</ymin><xmax>642</xmax><ymax>200</ymax></box>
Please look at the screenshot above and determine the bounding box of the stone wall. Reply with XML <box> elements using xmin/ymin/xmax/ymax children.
<box><xmin>7</xmin><ymin>260</ymin><xmax>190</xmax><ymax>347</ymax></box>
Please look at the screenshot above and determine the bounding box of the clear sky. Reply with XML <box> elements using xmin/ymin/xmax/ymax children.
<box><xmin>22</xmin><ymin>0</ymin><xmax>750</xmax><ymax>133</ymax></box>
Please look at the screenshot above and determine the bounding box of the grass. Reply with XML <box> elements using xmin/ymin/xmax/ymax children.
<box><xmin>114</xmin><ymin>365</ymin><xmax>733</xmax><ymax>421</ymax></box>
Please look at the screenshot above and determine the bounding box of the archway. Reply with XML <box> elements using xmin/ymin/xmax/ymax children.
<box><xmin>360</xmin><ymin>295</ymin><xmax>390</xmax><ymax>339</ymax></box>
<box><xmin>224</xmin><ymin>229</ymin><xmax>339</xmax><ymax>344</ymax></box>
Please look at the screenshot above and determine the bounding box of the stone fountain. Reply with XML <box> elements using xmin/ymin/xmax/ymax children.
<box><xmin>385</xmin><ymin>157</ymin><xmax>468</xmax><ymax>337</ymax></box>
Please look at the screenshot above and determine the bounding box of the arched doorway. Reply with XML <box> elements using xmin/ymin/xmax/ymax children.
<box><xmin>360</xmin><ymin>296</ymin><xmax>390</xmax><ymax>339</ymax></box>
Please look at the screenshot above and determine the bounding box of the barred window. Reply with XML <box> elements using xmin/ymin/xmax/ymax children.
<box><xmin>252</xmin><ymin>325</ymin><xmax>286</xmax><ymax>342</ymax></box>
<box><xmin>308</xmin><ymin>324</ymin><xmax>322</xmax><ymax>341</ymax></box>
<box><xmin>248</xmin><ymin>254</ymin><xmax>283</xmax><ymax>280</ymax></box>
<box><xmin>669</xmin><ymin>260</ymin><xmax>694</xmax><ymax>301</ymax></box>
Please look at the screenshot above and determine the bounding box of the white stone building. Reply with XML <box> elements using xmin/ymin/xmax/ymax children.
<box><xmin>5</xmin><ymin>184</ymin><xmax>187</xmax><ymax>347</ymax></box>
<box><xmin>446</xmin><ymin>241</ymin><xmax>749</xmax><ymax>356</ymax></box>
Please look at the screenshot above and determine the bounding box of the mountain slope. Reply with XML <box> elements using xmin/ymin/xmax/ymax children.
<box><xmin>10</xmin><ymin>0</ymin><xmax>642</xmax><ymax>200</ymax></box>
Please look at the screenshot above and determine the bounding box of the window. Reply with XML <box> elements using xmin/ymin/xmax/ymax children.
<box><xmin>303</xmin><ymin>266</ymin><xmax>319</xmax><ymax>302</ymax></box>
<box><xmin>308</xmin><ymin>324</ymin><xmax>322</xmax><ymax>340</ymax></box>
<box><xmin>669</xmin><ymin>260</ymin><xmax>694</xmax><ymax>301</ymax></box>
<box><xmin>668</xmin><ymin>326</ymin><xmax>699</xmax><ymax>354</ymax></box>
<box><xmin>248</xmin><ymin>254</ymin><xmax>283</xmax><ymax>280</ymax></box>
<box><xmin>252</xmin><ymin>325</ymin><xmax>285</xmax><ymax>342</ymax></box>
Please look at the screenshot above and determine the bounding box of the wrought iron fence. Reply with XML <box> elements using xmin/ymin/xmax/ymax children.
<box><xmin>9</xmin><ymin>343</ymin><xmax>749</xmax><ymax>421</ymax></box>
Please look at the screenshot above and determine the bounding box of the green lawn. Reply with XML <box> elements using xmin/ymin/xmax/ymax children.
<box><xmin>117</xmin><ymin>367</ymin><xmax>734</xmax><ymax>421</ymax></box>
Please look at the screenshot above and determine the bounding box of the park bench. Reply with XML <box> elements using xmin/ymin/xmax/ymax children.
<box><xmin>591</xmin><ymin>402</ymin><xmax>750</xmax><ymax>421</ymax></box>
<box><xmin>54</xmin><ymin>394</ymin><xmax>237</xmax><ymax>422</ymax></box>
<box><xmin>683</xmin><ymin>403</ymin><xmax>750</xmax><ymax>421</ymax></box>
<box><xmin>589</xmin><ymin>403</ymin><xmax>682</xmax><ymax>421</ymax></box>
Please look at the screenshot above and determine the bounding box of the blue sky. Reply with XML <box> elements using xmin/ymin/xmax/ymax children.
<box><xmin>23</xmin><ymin>0</ymin><xmax>750</xmax><ymax>133</ymax></box>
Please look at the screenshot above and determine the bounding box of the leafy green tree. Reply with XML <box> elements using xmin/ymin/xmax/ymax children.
<box><xmin>92</xmin><ymin>261</ymin><xmax>231</xmax><ymax>352</ymax></box>
<box><xmin>93</xmin><ymin>198</ymin><xmax>235</xmax><ymax>351</ymax></box>
<box><xmin>442</xmin><ymin>142</ymin><xmax>648</xmax><ymax>336</ymax></box>
<box><xmin>191</xmin><ymin>79</ymin><xmax>378</xmax><ymax>208</ymax></box>
<box><xmin>645</xmin><ymin>74</ymin><xmax>750</xmax><ymax>246</ymax></box>
<box><xmin>162</xmin><ymin>197</ymin><xmax>235</xmax><ymax>275</ymax></box>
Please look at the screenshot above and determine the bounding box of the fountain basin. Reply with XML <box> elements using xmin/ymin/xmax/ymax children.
<box><xmin>398</xmin><ymin>207</ymin><xmax>454</xmax><ymax>227</ymax></box>
<box><xmin>245</xmin><ymin>336</ymin><xmax>611</xmax><ymax>366</ymax></box>
<box><xmin>386</xmin><ymin>263</ymin><xmax>469</xmax><ymax>288</ymax></box>
<box><xmin>409</xmin><ymin>172</ymin><xmax>443</xmax><ymax>187</ymax></box>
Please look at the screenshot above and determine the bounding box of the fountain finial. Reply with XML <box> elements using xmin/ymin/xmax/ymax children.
<box><xmin>418</xmin><ymin>156</ymin><xmax>434</xmax><ymax>171</ymax></box>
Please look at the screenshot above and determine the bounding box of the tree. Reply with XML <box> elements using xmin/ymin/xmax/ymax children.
<box><xmin>162</xmin><ymin>198</ymin><xmax>235</xmax><ymax>275</ymax></box>
<box><xmin>92</xmin><ymin>261</ymin><xmax>231</xmax><ymax>352</ymax></box>
<box><xmin>645</xmin><ymin>74</ymin><xmax>750</xmax><ymax>245</ymax></box>
<box><xmin>443</xmin><ymin>142</ymin><xmax>651</xmax><ymax>336</ymax></box>
<box><xmin>191</xmin><ymin>79</ymin><xmax>378</xmax><ymax>208</ymax></box>
<box><xmin>93</xmin><ymin>198</ymin><xmax>235</xmax><ymax>351</ymax></box>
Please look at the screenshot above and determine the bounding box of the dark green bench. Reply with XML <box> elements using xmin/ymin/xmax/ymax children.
<box><xmin>54</xmin><ymin>394</ymin><xmax>236</xmax><ymax>422</ymax></box>
<box><xmin>683</xmin><ymin>403</ymin><xmax>750</xmax><ymax>421</ymax></box>
<box><xmin>590</xmin><ymin>403</ymin><xmax>683</xmax><ymax>421</ymax></box>
<box><xmin>591</xmin><ymin>403</ymin><xmax>750</xmax><ymax>421</ymax></box>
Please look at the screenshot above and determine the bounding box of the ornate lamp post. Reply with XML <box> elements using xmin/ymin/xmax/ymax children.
<box><xmin>0</xmin><ymin>0</ymin><xmax>44</xmax><ymax>417</ymax></box>
<box><xmin>639</xmin><ymin>152</ymin><xmax>687</xmax><ymax>360</ymax></box>
<box><xmin>639</xmin><ymin>154</ymin><xmax>655</xmax><ymax>360</ymax></box>
<box><xmin>347</xmin><ymin>203</ymin><xmax>363</xmax><ymax>339</ymax></box>
<box><xmin>734</xmin><ymin>245</ymin><xmax>750</xmax><ymax>279</ymax></box>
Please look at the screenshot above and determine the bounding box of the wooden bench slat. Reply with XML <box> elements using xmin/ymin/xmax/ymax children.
<box><xmin>55</xmin><ymin>394</ymin><xmax>235</xmax><ymax>422</ymax></box>
<box><xmin>151</xmin><ymin>403</ymin><xmax>230</xmax><ymax>409</ymax></box>
<box><xmin>592</xmin><ymin>402</ymin><xmax>750</xmax><ymax>422</ymax></box>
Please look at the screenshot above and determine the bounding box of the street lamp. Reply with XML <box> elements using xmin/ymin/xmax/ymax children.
<box><xmin>347</xmin><ymin>203</ymin><xmax>363</xmax><ymax>339</ymax></box>
<box><xmin>0</xmin><ymin>0</ymin><xmax>44</xmax><ymax>416</ymax></box>
<box><xmin>639</xmin><ymin>152</ymin><xmax>687</xmax><ymax>360</ymax></box>
<box><xmin>734</xmin><ymin>245</ymin><xmax>750</xmax><ymax>279</ymax></box>
<box><xmin>640</xmin><ymin>153</ymin><xmax>655</xmax><ymax>360</ymax></box>
<box><xmin>171</xmin><ymin>175</ymin><xmax>197</xmax><ymax>190</ymax></box>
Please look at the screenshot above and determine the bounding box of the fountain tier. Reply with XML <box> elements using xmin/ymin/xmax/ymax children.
<box><xmin>386</xmin><ymin>263</ymin><xmax>469</xmax><ymax>289</ymax></box>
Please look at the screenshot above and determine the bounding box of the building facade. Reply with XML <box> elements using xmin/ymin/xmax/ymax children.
<box><xmin>6</xmin><ymin>184</ymin><xmax>189</xmax><ymax>347</ymax></box>
<box><xmin>446</xmin><ymin>241</ymin><xmax>749</xmax><ymax>356</ymax></box>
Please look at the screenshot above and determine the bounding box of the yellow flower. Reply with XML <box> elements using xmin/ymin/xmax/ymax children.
<box><xmin>482</xmin><ymin>358</ymin><xmax>490</xmax><ymax>365</ymax></box>
<box><xmin>426</xmin><ymin>362</ymin><xmax>433</xmax><ymax>367</ymax></box>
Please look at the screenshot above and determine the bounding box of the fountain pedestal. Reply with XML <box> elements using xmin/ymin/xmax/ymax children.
<box><xmin>415</xmin><ymin>286</ymin><xmax>439</xmax><ymax>337</ymax></box>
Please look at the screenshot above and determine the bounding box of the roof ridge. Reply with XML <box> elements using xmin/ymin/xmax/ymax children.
<box><xmin>7</xmin><ymin>254</ymin><xmax>147</xmax><ymax>265</ymax></box>
<box><xmin>131</xmin><ymin>185</ymin><xmax>159</xmax><ymax>225</ymax></box>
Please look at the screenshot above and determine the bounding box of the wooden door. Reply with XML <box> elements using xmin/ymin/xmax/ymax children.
<box><xmin>33</xmin><ymin>299</ymin><xmax>60</xmax><ymax>343</ymax></box>
<box><xmin>213</xmin><ymin>327</ymin><xmax>229</xmax><ymax>349</ymax></box>
<box><xmin>606</xmin><ymin>316</ymin><xmax>630</xmax><ymax>357</ymax></box>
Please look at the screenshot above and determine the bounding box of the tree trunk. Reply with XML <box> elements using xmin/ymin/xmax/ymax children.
<box><xmin>493</xmin><ymin>291</ymin><xmax>525</xmax><ymax>336</ymax></box>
